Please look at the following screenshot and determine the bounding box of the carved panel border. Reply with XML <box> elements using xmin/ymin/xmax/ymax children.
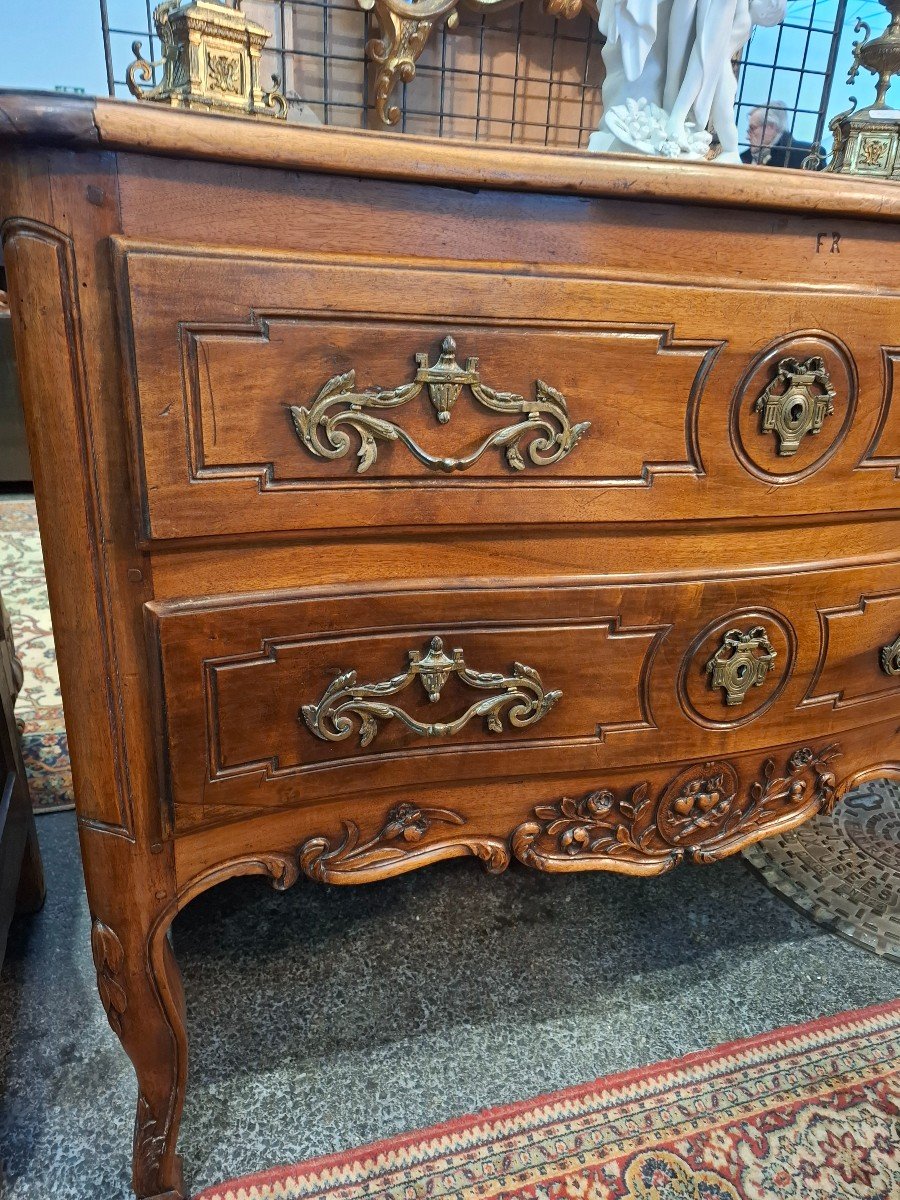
<box><xmin>1</xmin><ymin>220</ymin><xmax>136</xmax><ymax>837</ymax></box>
<box><xmin>803</xmin><ymin>590</ymin><xmax>900</xmax><ymax>710</ymax></box>
<box><xmin>858</xmin><ymin>347</ymin><xmax>900</xmax><ymax>479</ymax></box>
<box><xmin>200</xmin><ymin>613</ymin><xmax>668</xmax><ymax>786</ymax></box>
<box><xmin>177</xmin><ymin>314</ymin><xmax>717</xmax><ymax>491</ymax></box>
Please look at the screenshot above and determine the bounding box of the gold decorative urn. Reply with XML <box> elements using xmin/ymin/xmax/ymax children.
<box><xmin>829</xmin><ymin>0</ymin><xmax>900</xmax><ymax>177</ymax></box>
<box><xmin>127</xmin><ymin>0</ymin><xmax>287</xmax><ymax>120</ymax></box>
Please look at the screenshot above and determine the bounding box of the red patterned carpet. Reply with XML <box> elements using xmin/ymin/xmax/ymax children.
<box><xmin>196</xmin><ymin>1000</ymin><xmax>900</xmax><ymax>1200</ymax></box>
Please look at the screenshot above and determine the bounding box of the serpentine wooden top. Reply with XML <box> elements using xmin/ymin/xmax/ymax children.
<box><xmin>1</xmin><ymin>89</ymin><xmax>898</xmax><ymax>221</ymax></box>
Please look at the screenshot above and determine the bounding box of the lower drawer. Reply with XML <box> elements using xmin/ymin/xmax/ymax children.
<box><xmin>148</xmin><ymin>561</ymin><xmax>900</xmax><ymax>835</ymax></box>
<box><xmin>172</xmin><ymin>716</ymin><xmax>895</xmax><ymax>887</ymax></box>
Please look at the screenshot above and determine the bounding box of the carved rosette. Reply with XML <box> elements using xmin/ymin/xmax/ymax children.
<box><xmin>513</xmin><ymin>745</ymin><xmax>841</xmax><ymax>874</ymax></box>
<box><xmin>299</xmin><ymin>803</ymin><xmax>509</xmax><ymax>882</ymax></box>
<box><xmin>90</xmin><ymin>919</ymin><xmax>128</xmax><ymax>1035</ymax></box>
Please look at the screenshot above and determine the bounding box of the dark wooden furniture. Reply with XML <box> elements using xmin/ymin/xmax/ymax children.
<box><xmin>0</xmin><ymin>592</ymin><xmax>45</xmax><ymax>963</ymax></box>
<box><xmin>0</xmin><ymin>293</ymin><xmax>32</xmax><ymax>483</ymax></box>
<box><xmin>1</xmin><ymin>90</ymin><xmax>898</xmax><ymax>1200</ymax></box>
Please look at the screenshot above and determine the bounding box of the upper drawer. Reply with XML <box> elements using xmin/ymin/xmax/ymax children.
<box><xmin>113</xmin><ymin>241</ymin><xmax>900</xmax><ymax>539</ymax></box>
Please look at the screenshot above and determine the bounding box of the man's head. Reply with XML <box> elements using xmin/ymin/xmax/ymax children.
<box><xmin>747</xmin><ymin>101</ymin><xmax>789</xmax><ymax>156</ymax></box>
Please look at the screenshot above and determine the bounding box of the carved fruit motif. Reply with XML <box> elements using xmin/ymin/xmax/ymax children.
<box><xmin>515</xmin><ymin>744</ymin><xmax>842</xmax><ymax>874</ymax></box>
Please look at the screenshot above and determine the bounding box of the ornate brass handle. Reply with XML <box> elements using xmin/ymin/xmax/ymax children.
<box><xmin>882</xmin><ymin>633</ymin><xmax>900</xmax><ymax>676</ymax></box>
<box><xmin>301</xmin><ymin>635</ymin><xmax>561</xmax><ymax>746</ymax></box>
<box><xmin>705</xmin><ymin>627</ymin><xmax>777</xmax><ymax>706</ymax></box>
<box><xmin>755</xmin><ymin>356</ymin><xmax>836</xmax><ymax>456</ymax></box>
<box><xmin>289</xmin><ymin>336</ymin><xmax>590</xmax><ymax>474</ymax></box>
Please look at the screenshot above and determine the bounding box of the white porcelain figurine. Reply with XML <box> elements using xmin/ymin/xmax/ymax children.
<box><xmin>590</xmin><ymin>0</ymin><xmax>787</xmax><ymax>162</ymax></box>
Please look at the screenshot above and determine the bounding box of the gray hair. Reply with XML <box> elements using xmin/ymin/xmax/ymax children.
<box><xmin>749</xmin><ymin>101</ymin><xmax>789</xmax><ymax>133</ymax></box>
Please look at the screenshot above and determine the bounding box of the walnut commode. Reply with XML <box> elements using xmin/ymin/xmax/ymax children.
<box><xmin>1</xmin><ymin>91</ymin><xmax>898</xmax><ymax>1200</ymax></box>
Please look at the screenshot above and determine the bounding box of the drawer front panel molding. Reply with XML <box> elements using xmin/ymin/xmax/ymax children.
<box><xmin>804</xmin><ymin>591</ymin><xmax>900</xmax><ymax>708</ymax></box>
<box><xmin>113</xmin><ymin>242</ymin><xmax>900</xmax><ymax>539</ymax></box>
<box><xmin>150</xmin><ymin>564</ymin><xmax>900</xmax><ymax>834</ymax></box>
<box><xmin>860</xmin><ymin>347</ymin><xmax>900</xmax><ymax>478</ymax></box>
<box><xmin>152</xmin><ymin>581</ymin><xmax>671</xmax><ymax>826</ymax></box>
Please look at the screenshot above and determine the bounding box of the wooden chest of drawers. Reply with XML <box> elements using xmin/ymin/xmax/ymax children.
<box><xmin>1</xmin><ymin>91</ymin><xmax>899</xmax><ymax>1200</ymax></box>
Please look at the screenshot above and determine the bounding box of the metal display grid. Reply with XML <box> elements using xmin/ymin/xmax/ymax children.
<box><xmin>99</xmin><ymin>0</ymin><xmax>850</xmax><ymax>152</ymax></box>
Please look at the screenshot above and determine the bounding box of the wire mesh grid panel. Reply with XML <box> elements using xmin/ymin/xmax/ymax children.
<box><xmin>384</xmin><ymin>4</ymin><xmax>604</xmax><ymax>145</ymax></box>
<box><xmin>101</xmin><ymin>0</ymin><xmax>602</xmax><ymax>145</ymax></box>
<box><xmin>735</xmin><ymin>0</ymin><xmax>851</xmax><ymax>157</ymax></box>
<box><xmin>101</xmin><ymin>0</ymin><xmax>855</xmax><ymax>152</ymax></box>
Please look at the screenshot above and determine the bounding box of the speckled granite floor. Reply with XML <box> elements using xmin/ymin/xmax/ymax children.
<box><xmin>1</xmin><ymin>812</ymin><xmax>898</xmax><ymax>1200</ymax></box>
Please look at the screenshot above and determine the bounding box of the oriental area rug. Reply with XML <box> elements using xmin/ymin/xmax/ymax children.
<box><xmin>196</xmin><ymin>999</ymin><xmax>900</xmax><ymax>1200</ymax></box>
<box><xmin>0</xmin><ymin>494</ymin><xmax>73</xmax><ymax>812</ymax></box>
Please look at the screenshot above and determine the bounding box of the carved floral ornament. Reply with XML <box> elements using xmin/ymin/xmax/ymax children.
<box><xmin>292</xmin><ymin>743</ymin><xmax>841</xmax><ymax>883</ymax></box>
<box><xmin>290</xmin><ymin>336</ymin><xmax>590</xmax><ymax>475</ymax></box>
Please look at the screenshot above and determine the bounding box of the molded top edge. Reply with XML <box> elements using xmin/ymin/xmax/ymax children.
<box><xmin>1</xmin><ymin>89</ymin><xmax>898</xmax><ymax>221</ymax></box>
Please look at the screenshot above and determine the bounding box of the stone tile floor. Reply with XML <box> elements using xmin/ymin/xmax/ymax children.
<box><xmin>1</xmin><ymin>810</ymin><xmax>898</xmax><ymax>1199</ymax></box>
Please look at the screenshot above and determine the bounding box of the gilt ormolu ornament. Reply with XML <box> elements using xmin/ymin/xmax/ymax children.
<box><xmin>755</xmin><ymin>357</ymin><xmax>836</xmax><ymax>458</ymax></box>
<box><xmin>127</xmin><ymin>0</ymin><xmax>287</xmax><ymax>120</ymax></box>
<box><xmin>706</xmin><ymin>627</ymin><xmax>777</xmax><ymax>707</ymax></box>
<box><xmin>829</xmin><ymin>0</ymin><xmax>900</xmax><ymax>178</ymax></box>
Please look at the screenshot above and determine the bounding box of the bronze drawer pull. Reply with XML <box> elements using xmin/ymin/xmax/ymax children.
<box><xmin>301</xmin><ymin>635</ymin><xmax>562</xmax><ymax>746</ymax></box>
<box><xmin>705</xmin><ymin>626</ymin><xmax>778</xmax><ymax>706</ymax></box>
<box><xmin>754</xmin><ymin>356</ymin><xmax>836</xmax><ymax>456</ymax></box>
<box><xmin>882</xmin><ymin>634</ymin><xmax>900</xmax><ymax>676</ymax></box>
<box><xmin>289</xmin><ymin>335</ymin><xmax>590</xmax><ymax>474</ymax></box>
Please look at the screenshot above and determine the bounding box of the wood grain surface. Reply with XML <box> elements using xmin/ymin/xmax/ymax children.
<box><xmin>0</xmin><ymin>91</ymin><xmax>898</xmax><ymax>1200</ymax></box>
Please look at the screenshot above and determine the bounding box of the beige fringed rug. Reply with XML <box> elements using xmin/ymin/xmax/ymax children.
<box><xmin>0</xmin><ymin>495</ymin><xmax>73</xmax><ymax>812</ymax></box>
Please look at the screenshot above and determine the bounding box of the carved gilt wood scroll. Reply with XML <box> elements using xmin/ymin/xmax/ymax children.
<box><xmin>358</xmin><ymin>0</ymin><xmax>598</xmax><ymax>125</ymax></box>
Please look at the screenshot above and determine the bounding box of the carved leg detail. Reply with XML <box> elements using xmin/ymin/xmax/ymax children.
<box><xmin>91</xmin><ymin>912</ymin><xmax>187</xmax><ymax>1200</ymax></box>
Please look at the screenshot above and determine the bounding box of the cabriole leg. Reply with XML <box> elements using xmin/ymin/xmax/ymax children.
<box><xmin>90</xmin><ymin>904</ymin><xmax>188</xmax><ymax>1200</ymax></box>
